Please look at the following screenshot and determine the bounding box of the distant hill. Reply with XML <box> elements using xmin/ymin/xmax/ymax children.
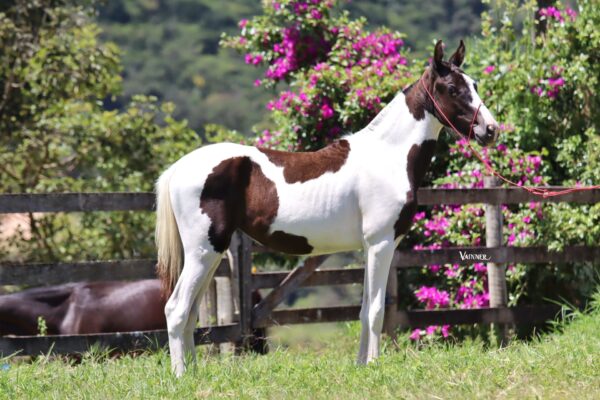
<box><xmin>97</xmin><ymin>0</ymin><xmax>484</xmax><ymax>136</ymax></box>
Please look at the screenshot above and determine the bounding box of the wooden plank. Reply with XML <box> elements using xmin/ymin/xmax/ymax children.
<box><xmin>254</xmin><ymin>305</ymin><xmax>561</xmax><ymax>328</ymax></box>
<box><xmin>417</xmin><ymin>187</ymin><xmax>600</xmax><ymax>205</ymax></box>
<box><xmin>0</xmin><ymin>324</ymin><xmax>240</xmax><ymax>356</ymax></box>
<box><xmin>0</xmin><ymin>187</ymin><xmax>597</xmax><ymax>214</ymax></box>
<box><xmin>0</xmin><ymin>259</ymin><xmax>231</xmax><ymax>286</ymax></box>
<box><xmin>390</xmin><ymin>305</ymin><xmax>561</xmax><ymax>328</ymax></box>
<box><xmin>251</xmin><ymin>245</ymin><xmax>600</xmax><ymax>290</ymax></box>
<box><xmin>393</xmin><ymin>246</ymin><xmax>600</xmax><ymax>267</ymax></box>
<box><xmin>252</xmin><ymin>267</ymin><xmax>364</xmax><ymax>289</ymax></box>
<box><xmin>255</xmin><ymin>305</ymin><xmax>361</xmax><ymax>327</ymax></box>
<box><xmin>252</xmin><ymin>256</ymin><xmax>327</xmax><ymax>327</ymax></box>
<box><xmin>0</xmin><ymin>192</ymin><xmax>155</xmax><ymax>213</ymax></box>
<box><xmin>10</xmin><ymin>244</ymin><xmax>593</xmax><ymax>289</ymax></box>
<box><xmin>6</xmin><ymin>244</ymin><xmax>589</xmax><ymax>288</ymax></box>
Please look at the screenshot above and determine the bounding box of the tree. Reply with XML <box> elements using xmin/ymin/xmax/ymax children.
<box><xmin>0</xmin><ymin>0</ymin><xmax>198</xmax><ymax>262</ymax></box>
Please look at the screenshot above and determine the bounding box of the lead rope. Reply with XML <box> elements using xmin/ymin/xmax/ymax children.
<box><xmin>420</xmin><ymin>78</ymin><xmax>600</xmax><ymax>198</ymax></box>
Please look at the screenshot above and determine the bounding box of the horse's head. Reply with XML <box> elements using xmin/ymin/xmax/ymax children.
<box><xmin>423</xmin><ymin>40</ymin><xmax>499</xmax><ymax>147</ymax></box>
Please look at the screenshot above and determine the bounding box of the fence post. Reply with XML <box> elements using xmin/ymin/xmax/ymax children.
<box><xmin>228</xmin><ymin>233</ymin><xmax>241</xmax><ymax>319</ymax></box>
<box><xmin>484</xmin><ymin>175</ymin><xmax>509</xmax><ymax>345</ymax></box>
<box><xmin>199</xmin><ymin>280</ymin><xmax>217</xmax><ymax>328</ymax></box>
<box><xmin>382</xmin><ymin>262</ymin><xmax>398</xmax><ymax>338</ymax></box>
<box><xmin>215</xmin><ymin>275</ymin><xmax>234</xmax><ymax>354</ymax></box>
<box><xmin>237</xmin><ymin>232</ymin><xmax>254</xmax><ymax>351</ymax></box>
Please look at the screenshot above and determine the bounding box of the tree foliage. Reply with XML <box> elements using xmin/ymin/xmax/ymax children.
<box><xmin>96</xmin><ymin>0</ymin><xmax>484</xmax><ymax>135</ymax></box>
<box><xmin>0</xmin><ymin>0</ymin><xmax>198</xmax><ymax>262</ymax></box>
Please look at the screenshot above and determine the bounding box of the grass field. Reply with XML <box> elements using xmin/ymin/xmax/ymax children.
<box><xmin>1</xmin><ymin>295</ymin><xmax>599</xmax><ymax>399</ymax></box>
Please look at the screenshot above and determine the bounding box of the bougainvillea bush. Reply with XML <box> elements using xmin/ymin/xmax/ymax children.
<box><xmin>223</xmin><ymin>0</ymin><xmax>600</xmax><ymax>341</ymax></box>
<box><xmin>223</xmin><ymin>0</ymin><xmax>416</xmax><ymax>150</ymax></box>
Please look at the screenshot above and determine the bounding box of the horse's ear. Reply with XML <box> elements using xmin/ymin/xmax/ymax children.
<box><xmin>449</xmin><ymin>40</ymin><xmax>465</xmax><ymax>67</ymax></box>
<box><xmin>431</xmin><ymin>40</ymin><xmax>444</xmax><ymax>72</ymax></box>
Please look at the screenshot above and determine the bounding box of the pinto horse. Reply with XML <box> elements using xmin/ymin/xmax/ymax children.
<box><xmin>156</xmin><ymin>40</ymin><xmax>499</xmax><ymax>375</ymax></box>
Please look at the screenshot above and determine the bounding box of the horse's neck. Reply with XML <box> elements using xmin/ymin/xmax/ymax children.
<box><xmin>358</xmin><ymin>90</ymin><xmax>442</xmax><ymax>148</ymax></box>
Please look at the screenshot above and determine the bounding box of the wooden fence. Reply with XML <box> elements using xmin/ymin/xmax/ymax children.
<box><xmin>1</xmin><ymin>184</ymin><xmax>599</xmax><ymax>356</ymax></box>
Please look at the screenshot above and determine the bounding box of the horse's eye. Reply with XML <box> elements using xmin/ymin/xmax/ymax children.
<box><xmin>448</xmin><ymin>86</ymin><xmax>458</xmax><ymax>97</ymax></box>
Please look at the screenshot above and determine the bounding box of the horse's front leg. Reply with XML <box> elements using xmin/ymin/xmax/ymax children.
<box><xmin>360</xmin><ymin>234</ymin><xmax>395</xmax><ymax>364</ymax></box>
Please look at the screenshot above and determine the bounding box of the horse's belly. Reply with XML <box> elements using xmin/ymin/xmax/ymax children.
<box><xmin>268</xmin><ymin>191</ymin><xmax>363</xmax><ymax>255</ymax></box>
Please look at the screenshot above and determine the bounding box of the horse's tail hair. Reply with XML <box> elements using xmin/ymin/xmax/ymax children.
<box><xmin>155</xmin><ymin>166</ymin><xmax>183</xmax><ymax>298</ymax></box>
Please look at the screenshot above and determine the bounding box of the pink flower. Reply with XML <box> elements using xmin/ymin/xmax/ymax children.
<box><xmin>441</xmin><ymin>325</ymin><xmax>450</xmax><ymax>338</ymax></box>
<box><xmin>548</xmin><ymin>77</ymin><xmax>565</xmax><ymax>87</ymax></box>
<box><xmin>539</xmin><ymin>6</ymin><xmax>565</xmax><ymax>23</ymax></box>
<box><xmin>429</xmin><ymin>264</ymin><xmax>441</xmax><ymax>273</ymax></box>
<box><xmin>473</xmin><ymin>263</ymin><xmax>487</xmax><ymax>273</ymax></box>
<box><xmin>425</xmin><ymin>325</ymin><xmax>437</xmax><ymax>336</ymax></box>
<box><xmin>415</xmin><ymin>286</ymin><xmax>450</xmax><ymax>309</ymax></box>
<box><xmin>238</xmin><ymin>19</ymin><xmax>248</xmax><ymax>29</ymax></box>
<box><xmin>254</xmin><ymin>79</ymin><xmax>261</xmax><ymax>87</ymax></box>
<box><xmin>531</xmin><ymin>86</ymin><xmax>544</xmax><ymax>97</ymax></box>
<box><xmin>310</xmin><ymin>9</ymin><xmax>322</xmax><ymax>19</ymax></box>
<box><xmin>483</xmin><ymin>65</ymin><xmax>496</xmax><ymax>74</ymax></box>
<box><xmin>320</xmin><ymin>103</ymin><xmax>334</xmax><ymax>119</ymax></box>
<box><xmin>565</xmin><ymin>7</ymin><xmax>577</xmax><ymax>21</ymax></box>
<box><xmin>409</xmin><ymin>329</ymin><xmax>422</xmax><ymax>341</ymax></box>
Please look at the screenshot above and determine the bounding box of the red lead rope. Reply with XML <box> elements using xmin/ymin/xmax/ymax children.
<box><xmin>419</xmin><ymin>78</ymin><xmax>600</xmax><ymax>198</ymax></box>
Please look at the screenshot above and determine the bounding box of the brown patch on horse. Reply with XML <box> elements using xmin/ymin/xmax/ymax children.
<box><xmin>267</xmin><ymin>230</ymin><xmax>313</xmax><ymax>254</ymax></box>
<box><xmin>394</xmin><ymin>191</ymin><xmax>417</xmax><ymax>238</ymax></box>
<box><xmin>258</xmin><ymin>140</ymin><xmax>350</xmax><ymax>184</ymax></box>
<box><xmin>404</xmin><ymin>83</ymin><xmax>429</xmax><ymax>121</ymax></box>
<box><xmin>394</xmin><ymin>140</ymin><xmax>437</xmax><ymax>238</ymax></box>
<box><xmin>201</xmin><ymin>157</ymin><xmax>313</xmax><ymax>254</ymax></box>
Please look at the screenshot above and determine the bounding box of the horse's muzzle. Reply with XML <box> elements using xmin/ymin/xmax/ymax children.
<box><xmin>475</xmin><ymin>123</ymin><xmax>498</xmax><ymax>147</ymax></box>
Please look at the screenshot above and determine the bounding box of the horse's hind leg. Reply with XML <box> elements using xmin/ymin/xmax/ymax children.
<box><xmin>165</xmin><ymin>248</ymin><xmax>221</xmax><ymax>376</ymax></box>
<box><xmin>182</xmin><ymin>252</ymin><xmax>224</xmax><ymax>361</ymax></box>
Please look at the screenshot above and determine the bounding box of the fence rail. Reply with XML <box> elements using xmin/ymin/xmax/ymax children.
<box><xmin>0</xmin><ymin>259</ymin><xmax>230</xmax><ymax>286</ymax></box>
<box><xmin>1</xmin><ymin>187</ymin><xmax>599</xmax><ymax>213</ymax></box>
<box><xmin>0</xmin><ymin>325</ymin><xmax>239</xmax><ymax>356</ymax></box>
<box><xmin>1</xmin><ymin>189</ymin><xmax>598</xmax><ymax>356</ymax></box>
<box><xmin>256</xmin><ymin>305</ymin><xmax>562</xmax><ymax>329</ymax></box>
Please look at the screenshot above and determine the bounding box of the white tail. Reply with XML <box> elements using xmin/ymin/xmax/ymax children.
<box><xmin>155</xmin><ymin>167</ymin><xmax>183</xmax><ymax>296</ymax></box>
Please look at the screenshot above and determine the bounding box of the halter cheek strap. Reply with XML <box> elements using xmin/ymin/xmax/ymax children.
<box><xmin>420</xmin><ymin>77</ymin><xmax>481</xmax><ymax>141</ymax></box>
<box><xmin>419</xmin><ymin>77</ymin><xmax>600</xmax><ymax>198</ymax></box>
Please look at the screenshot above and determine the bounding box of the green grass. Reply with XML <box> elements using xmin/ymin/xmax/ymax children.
<box><xmin>2</xmin><ymin>298</ymin><xmax>600</xmax><ymax>399</ymax></box>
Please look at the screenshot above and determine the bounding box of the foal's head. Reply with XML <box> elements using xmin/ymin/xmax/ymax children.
<box><xmin>423</xmin><ymin>40</ymin><xmax>499</xmax><ymax>147</ymax></box>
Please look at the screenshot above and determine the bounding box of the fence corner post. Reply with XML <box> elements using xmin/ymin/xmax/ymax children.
<box><xmin>484</xmin><ymin>175</ymin><xmax>509</xmax><ymax>345</ymax></box>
